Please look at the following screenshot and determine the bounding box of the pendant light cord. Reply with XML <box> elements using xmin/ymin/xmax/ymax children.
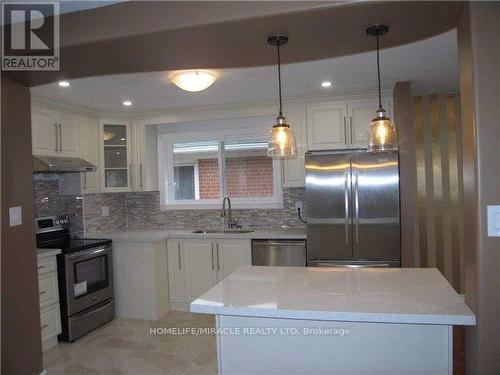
<box><xmin>277</xmin><ymin>43</ymin><xmax>283</xmax><ymax>116</ymax></box>
<box><xmin>376</xmin><ymin>34</ymin><xmax>382</xmax><ymax>111</ymax></box>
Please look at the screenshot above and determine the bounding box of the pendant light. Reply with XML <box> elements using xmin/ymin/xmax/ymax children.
<box><xmin>267</xmin><ymin>35</ymin><xmax>297</xmax><ymax>159</ymax></box>
<box><xmin>366</xmin><ymin>24</ymin><xmax>398</xmax><ymax>152</ymax></box>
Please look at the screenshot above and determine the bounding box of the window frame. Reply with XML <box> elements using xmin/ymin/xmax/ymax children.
<box><xmin>159</xmin><ymin>128</ymin><xmax>282</xmax><ymax>210</ymax></box>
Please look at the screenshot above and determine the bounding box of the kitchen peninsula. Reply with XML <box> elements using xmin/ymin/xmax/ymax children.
<box><xmin>191</xmin><ymin>266</ymin><xmax>475</xmax><ymax>374</ymax></box>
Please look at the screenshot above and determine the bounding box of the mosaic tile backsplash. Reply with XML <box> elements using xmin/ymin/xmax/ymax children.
<box><xmin>34</xmin><ymin>176</ymin><xmax>305</xmax><ymax>235</ymax></box>
<box><xmin>33</xmin><ymin>176</ymin><xmax>84</xmax><ymax>236</ymax></box>
<box><xmin>123</xmin><ymin>188</ymin><xmax>306</xmax><ymax>230</ymax></box>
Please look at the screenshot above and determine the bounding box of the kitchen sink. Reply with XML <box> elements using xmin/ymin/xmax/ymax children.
<box><xmin>192</xmin><ymin>229</ymin><xmax>255</xmax><ymax>234</ymax></box>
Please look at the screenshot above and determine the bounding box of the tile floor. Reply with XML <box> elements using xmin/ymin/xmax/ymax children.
<box><xmin>43</xmin><ymin>312</ymin><xmax>217</xmax><ymax>375</ymax></box>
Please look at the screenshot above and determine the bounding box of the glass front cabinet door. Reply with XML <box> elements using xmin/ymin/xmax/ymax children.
<box><xmin>100</xmin><ymin>120</ymin><xmax>132</xmax><ymax>191</ymax></box>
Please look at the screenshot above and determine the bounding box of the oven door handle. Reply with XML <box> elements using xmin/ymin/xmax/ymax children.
<box><xmin>66</xmin><ymin>247</ymin><xmax>109</xmax><ymax>261</ymax></box>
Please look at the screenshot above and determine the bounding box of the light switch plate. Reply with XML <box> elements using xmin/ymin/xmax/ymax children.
<box><xmin>9</xmin><ymin>206</ymin><xmax>22</xmax><ymax>226</ymax></box>
<box><xmin>487</xmin><ymin>205</ymin><xmax>500</xmax><ymax>237</ymax></box>
<box><xmin>101</xmin><ymin>206</ymin><xmax>110</xmax><ymax>217</ymax></box>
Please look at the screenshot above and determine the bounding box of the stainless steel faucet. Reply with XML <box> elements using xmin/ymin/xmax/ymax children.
<box><xmin>221</xmin><ymin>196</ymin><xmax>237</xmax><ymax>229</ymax></box>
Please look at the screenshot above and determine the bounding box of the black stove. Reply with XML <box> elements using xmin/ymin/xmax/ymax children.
<box><xmin>35</xmin><ymin>215</ymin><xmax>111</xmax><ymax>254</ymax></box>
<box><xmin>36</xmin><ymin>214</ymin><xmax>115</xmax><ymax>342</ymax></box>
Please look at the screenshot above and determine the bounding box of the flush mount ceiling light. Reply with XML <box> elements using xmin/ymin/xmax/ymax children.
<box><xmin>58</xmin><ymin>81</ymin><xmax>70</xmax><ymax>87</ymax></box>
<box><xmin>171</xmin><ymin>71</ymin><xmax>217</xmax><ymax>92</ymax></box>
<box><xmin>320</xmin><ymin>81</ymin><xmax>332</xmax><ymax>88</ymax></box>
<box><xmin>122</xmin><ymin>100</ymin><xmax>132</xmax><ymax>106</ymax></box>
<box><xmin>366</xmin><ymin>24</ymin><xmax>398</xmax><ymax>152</ymax></box>
<box><xmin>266</xmin><ymin>34</ymin><xmax>297</xmax><ymax>160</ymax></box>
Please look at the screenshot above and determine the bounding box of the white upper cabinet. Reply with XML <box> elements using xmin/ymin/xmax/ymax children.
<box><xmin>305</xmin><ymin>97</ymin><xmax>392</xmax><ymax>151</ymax></box>
<box><xmin>100</xmin><ymin>119</ymin><xmax>132</xmax><ymax>192</ymax></box>
<box><xmin>32</xmin><ymin>105</ymin><xmax>80</xmax><ymax>157</ymax></box>
<box><xmin>132</xmin><ymin>121</ymin><xmax>158</xmax><ymax>192</ymax></box>
<box><xmin>347</xmin><ymin>99</ymin><xmax>392</xmax><ymax>149</ymax></box>
<box><xmin>283</xmin><ymin>109</ymin><xmax>307</xmax><ymax>188</ymax></box>
<box><xmin>57</xmin><ymin>111</ymin><xmax>79</xmax><ymax>156</ymax></box>
<box><xmin>79</xmin><ymin>115</ymin><xmax>100</xmax><ymax>194</ymax></box>
<box><xmin>306</xmin><ymin>103</ymin><xmax>348</xmax><ymax>151</ymax></box>
<box><xmin>32</xmin><ymin>106</ymin><xmax>58</xmax><ymax>156</ymax></box>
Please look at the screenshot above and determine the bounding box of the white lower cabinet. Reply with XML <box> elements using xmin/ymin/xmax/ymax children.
<box><xmin>217</xmin><ymin>240</ymin><xmax>252</xmax><ymax>280</ymax></box>
<box><xmin>166</xmin><ymin>239</ymin><xmax>190</xmax><ymax>304</ymax></box>
<box><xmin>167</xmin><ymin>238</ymin><xmax>251</xmax><ymax>310</ymax></box>
<box><xmin>37</xmin><ymin>251</ymin><xmax>62</xmax><ymax>351</ymax></box>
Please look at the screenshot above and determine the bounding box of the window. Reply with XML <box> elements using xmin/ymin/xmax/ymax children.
<box><xmin>159</xmin><ymin>127</ymin><xmax>282</xmax><ymax>209</ymax></box>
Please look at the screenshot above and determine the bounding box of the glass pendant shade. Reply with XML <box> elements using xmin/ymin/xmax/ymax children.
<box><xmin>367</xmin><ymin>110</ymin><xmax>398</xmax><ymax>152</ymax></box>
<box><xmin>266</xmin><ymin>34</ymin><xmax>297</xmax><ymax>159</ymax></box>
<box><xmin>267</xmin><ymin>116</ymin><xmax>297</xmax><ymax>159</ymax></box>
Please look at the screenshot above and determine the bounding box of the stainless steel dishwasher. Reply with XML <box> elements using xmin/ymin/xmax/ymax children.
<box><xmin>251</xmin><ymin>240</ymin><xmax>307</xmax><ymax>266</ymax></box>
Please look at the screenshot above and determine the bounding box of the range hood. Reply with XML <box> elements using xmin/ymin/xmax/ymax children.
<box><xmin>33</xmin><ymin>155</ymin><xmax>97</xmax><ymax>173</ymax></box>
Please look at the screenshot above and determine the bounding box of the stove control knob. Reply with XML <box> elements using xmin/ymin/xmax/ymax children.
<box><xmin>55</xmin><ymin>220</ymin><xmax>60</xmax><ymax>225</ymax></box>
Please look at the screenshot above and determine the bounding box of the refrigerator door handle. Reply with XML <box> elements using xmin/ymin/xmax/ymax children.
<box><xmin>344</xmin><ymin>171</ymin><xmax>349</xmax><ymax>244</ymax></box>
<box><xmin>354</xmin><ymin>172</ymin><xmax>360</xmax><ymax>244</ymax></box>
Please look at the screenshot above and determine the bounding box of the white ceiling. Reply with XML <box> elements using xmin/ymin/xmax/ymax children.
<box><xmin>31</xmin><ymin>30</ymin><xmax>458</xmax><ymax>113</ymax></box>
<box><xmin>1</xmin><ymin>1</ymin><xmax>122</xmax><ymax>24</ymax></box>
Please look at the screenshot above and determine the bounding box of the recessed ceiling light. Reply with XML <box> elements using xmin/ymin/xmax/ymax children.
<box><xmin>122</xmin><ymin>100</ymin><xmax>132</xmax><ymax>106</ymax></box>
<box><xmin>58</xmin><ymin>81</ymin><xmax>70</xmax><ymax>87</ymax></box>
<box><xmin>320</xmin><ymin>81</ymin><xmax>332</xmax><ymax>88</ymax></box>
<box><xmin>171</xmin><ymin>71</ymin><xmax>217</xmax><ymax>92</ymax></box>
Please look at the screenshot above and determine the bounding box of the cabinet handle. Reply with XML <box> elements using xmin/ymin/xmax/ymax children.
<box><xmin>129</xmin><ymin>164</ymin><xmax>132</xmax><ymax>187</ymax></box>
<box><xmin>54</xmin><ymin>123</ymin><xmax>59</xmax><ymax>152</ymax></box>
<box><xmin>211</xmin><ymin>243</ymin><xmax>214</xmax><ymax>270</ymax></box>
<box><xmin>37</xmin><ymin>265</ymin><xmax>45</xmax><ymax>270</ymax></box>
<box><xmin>216</xmin><ymin>243</ymin><xmax>220</xmax><ymax>271</ymax></box>
<box><xmin>58</xmin><ymin>123</ymin><xmax>63</xmax><ymax>152</ymax></box>
<box><xmin>140</xmin><ymin>163</ymin><xmax>143</xmax><ymax>189</ymax></box>
<box><xmin>349</xmin><ymin>116</ymin><xmax>353</xmax><ymax>145</ymax></box>
<box><xmin>41</xmin><ymin>324</ymin><xmax>50</xmax><ymax>330</ymax></box>
<box><xmin>343</xmin><ymin>116</ymin><xmax>347</xmax><ymax>145</ymax></box>
<box><xmin>83</xmin><ymin>172</ymin><xmax>87</xmax><ymax>189</ymax></box>
<box><xmin>39</xmin><ymin>290</ymin><xmax>47</xmax><ymax>295</ymax></box>
<box><xmin>177</xmin><ymin>243</ymin><xmax>181</xmax><ymax>270</ymax></box>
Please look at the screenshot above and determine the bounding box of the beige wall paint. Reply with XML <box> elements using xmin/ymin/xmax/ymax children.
<box><xmin>1</xmin><ymin>78</ymin><xmax>43</xmax><ymax>374</ymax></box>
<box><xmin>458</xmin><ymin>2</ymin><xmax>500</xmax><ymax>373</ymax></box>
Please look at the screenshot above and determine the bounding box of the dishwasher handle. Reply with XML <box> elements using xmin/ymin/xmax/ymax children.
<box><xmin>252</xmin><ymin>240</ymin><xmax>306</xmax><ymax>247</ymax></box>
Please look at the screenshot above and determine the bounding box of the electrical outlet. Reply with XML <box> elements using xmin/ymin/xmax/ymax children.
<box><xmin>9</xmin><ymin>206</ymin><xmax>22</xmax><ymax>226</ymax></box>
<box><xmin>101</xmin><ymin>206</ymin><xmax>110</xmax><ymax>217</ymax></box>
<box><xmin>295</xmin><ymin>201</ymin><xmax>303</xmax><ymax>213</ymax></box>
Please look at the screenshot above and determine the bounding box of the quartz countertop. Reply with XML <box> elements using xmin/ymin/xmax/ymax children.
<box><xmin>190</xmin><ymin>266</ymin><xmax>476</xmax><ymax>326</ymax></box>
<box><xmin>85</xmin><ymin>227</ymin><xmax>306</xmax><ymax>242</ymax></box>
<box><xmin>36</xmin><ymin>248</ymin><xmax>61</xmax><ymax>258</ymax></box>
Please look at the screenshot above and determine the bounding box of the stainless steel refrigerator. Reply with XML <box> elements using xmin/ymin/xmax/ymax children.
<box><xmin>305</xmin><ymin>150</ymin><xmax>400</xmax><ymax>267</ymax></box>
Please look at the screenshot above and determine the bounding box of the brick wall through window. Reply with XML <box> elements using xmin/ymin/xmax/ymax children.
<box><xmin>197</xmin><ymin>156</ymin><xmax>273</xmax><ymax>199</ymax></box>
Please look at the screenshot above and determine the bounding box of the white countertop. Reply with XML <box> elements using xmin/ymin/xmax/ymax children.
<box><xmin>190</xmin><ymin>266</ymin><xmax>476</xmax><ymax>326</ymax></box>
<box><xmin>36</xmin><ymin>248</ymin><xmax>61</xmax><ymax>258</ymax></box>
<box><xmin>85</xmin><ymin>227</ymin><xmax>306</xmax><ymax>242</ymax></box>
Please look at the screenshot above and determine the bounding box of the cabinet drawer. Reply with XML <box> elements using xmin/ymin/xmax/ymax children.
<box><xmin>38</xmin><ymin>271</ymin><xmax>59</xmax><ymax>309</ymax></box>
<box><xmin>37</xmin><ymin>256</ymin><xmax>57</xmax><ymax>275</ymax></box>
<box><xmin>40</xmin><ymin>303</ymin><xmax>62</xmax><ymax>340</ymax></box>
